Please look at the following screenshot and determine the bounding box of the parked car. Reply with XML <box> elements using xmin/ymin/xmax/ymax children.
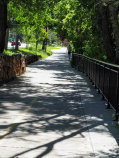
<box><xmin>11</xmin><ymin>40</ymin><xmax>15</xmax><ymax>46</ymax></box>
<box><xmin>11</xmin><ymin>40</ymin><xmax>21</xmax><ymax>46</ymax></box>
<box><xmin>18</xmin><ymin>40</ymin><xmax>21</xmax><ymax>46</ymax></box>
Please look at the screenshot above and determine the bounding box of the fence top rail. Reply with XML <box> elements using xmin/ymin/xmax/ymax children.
<box><xmin>73</xmin><ymin>53</ymin><xmax>119</xmax><ymax>71</ymax></box>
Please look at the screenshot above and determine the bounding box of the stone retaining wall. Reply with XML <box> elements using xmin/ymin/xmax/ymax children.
<box><xmin>0</xmin><ymin>54</ymin><xmax>42</xmax><ymax>85</ymax></box>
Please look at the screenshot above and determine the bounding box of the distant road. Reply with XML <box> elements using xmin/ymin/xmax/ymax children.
<box><xmin>8</xmin><ymin>42</ymin><xmax>30</xmax><ymax>49</ymax></box>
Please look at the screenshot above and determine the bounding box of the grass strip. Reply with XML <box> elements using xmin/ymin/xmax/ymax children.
<box><xmin>3</xmin><ymin>43</ymin><xmax>60</xmax><ymax>59</ymax></box>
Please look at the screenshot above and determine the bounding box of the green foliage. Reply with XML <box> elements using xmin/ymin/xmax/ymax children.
<box><xmin>28</xmin><ymin>46</ymin><xmax>33</xmax><ymax>50</ymax></box>
<box><xmin>3</xmin><ymin>43</ymin><xmax>54</xmax><ymax>59</ymax></box>
<box><xmin>102</xmin><ymin>2</ymin><xmax>107</xmax><ymax>6</ymax></box>
<box><xmin>82</xmin><ymin>33</ymin><xmax>106</xmax><ymax>61</ymax></box>
<box><xmin>53</xmin><ymin>0</ymin><xmax>106</xmax><ymax>61</ymax></box>
<box><xmin>112</xmin><ymin>113</ymin><xmax>119</xmax><ymax>130</ymax></box>
<box><xmin>54</xmin><ymin>0</ymin><xmax>91</xmax><ymax>51</ymax></box>
<box><xmin>6</xmin><ymin>0</ymin><xmax>109</xmax><ymax>61</ymax></box>
<box><xmin>7</xmin><ymin>0</ymin><xmax>58</xmax><ymax>46</ymax></box>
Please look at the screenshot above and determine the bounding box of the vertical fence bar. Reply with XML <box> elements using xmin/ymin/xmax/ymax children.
<box><xmin>97</xmin><ymin>63</ymin><xmax>100</xmax><ymax>93</ymax></box>
<box><xmin>71</xmin><ymin>54</ymin><xmax>119</xmax><ymax>117</ymax></box>
<box><xmin>94</xmin><ymin>61</ymin><xmax>97</xmax><ymax>89</ymax></box>
<box><xmin>106</xmin><ymin>67</ymin><xmax>111</xmax><ymax>109</ymax></box>
<box><xmin>115</xmin><ymin>68</ymin><xmax>119</xmax><ymax>120</ymax></box>
<box><xmin>102</xmin><ymin>65</ymin><xmax>105</xmax><ymax>100</ymax></box>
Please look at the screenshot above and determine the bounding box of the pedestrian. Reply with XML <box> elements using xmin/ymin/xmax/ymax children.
<box><xmin>67</xmin><ymin>44</ymin><xmax>72</xmax><ymax>60</ymax></box>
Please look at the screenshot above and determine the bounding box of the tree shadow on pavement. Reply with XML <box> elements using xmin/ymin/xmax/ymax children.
<box><xmin>0</xmin><ymin>50</ymin><xmax>119</xmax><ymax>158</ymax></box>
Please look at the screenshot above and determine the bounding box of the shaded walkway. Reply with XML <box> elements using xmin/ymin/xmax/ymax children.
<box><xmin>0</xmin><ymin>48</ymin><xmax>119</xmax><ymax>158</ymax></box>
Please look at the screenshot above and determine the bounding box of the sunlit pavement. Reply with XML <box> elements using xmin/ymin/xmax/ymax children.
<box><xmin>0</xmin><ymin>48</ymin><xmax>119</xmax><ymax>158</ymax></box>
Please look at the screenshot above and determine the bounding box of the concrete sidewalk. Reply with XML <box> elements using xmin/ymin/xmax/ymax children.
<box><xmin>0</xmin><ymin>48</ymin><xmax>119</xmax><ymax>158</ymax></box>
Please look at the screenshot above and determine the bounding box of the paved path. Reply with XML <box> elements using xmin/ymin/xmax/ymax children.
<box><xmin>0</xmin><ymin>48</ymin><xmax>119</xmax><ymax>158</ymax></box>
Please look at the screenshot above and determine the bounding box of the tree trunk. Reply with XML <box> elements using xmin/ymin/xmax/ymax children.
<box><xmin>0</xmin><ymin>1</ymin><xmax>7</xmax><ymax>53</ymax></box>
<box><xmin>42</xmin><ymin>39</ymin><xmax>46</xmax><ymax>50</ymax></box>
<box><xmin>5</xmin><ymin>28</ymin><xmax>9</xmax><ymax>50</ymax></box>
<box><xmin>98</xmin><ymin>4</ymin><xmax>115</xmax><ymax>63</ymax></box>
<box><xmin>42</xmin><ymin>26</ymin><xmax>47</xmax><ymax>51</ymax></box>
<box><xmin>36</xmin><ymin>41</ymin><xmax>38</xmax><ymax>50</ymax></box>
<box><xmin>15</xmin><ymin>34</ymin><xmax>18</xmax><ymax>50</ymax></box>
<box><xmin>96</xmin><ymin>32</ymin><xmax>102</xmax><ymax>56</ymax></box>
<box><xmin>36</xmin><ymin>33</ymin><xmax>38</xmax><ymax>50</ymax></box>
<box><xmin>42</xmin><ymin>39</ymin><xmax>47</xmax><ymax>52</ymax></box>
<box><xmin>108</xmin><ymin>4</ymin><xmax>119</xmax><ymax>64</ymax></box>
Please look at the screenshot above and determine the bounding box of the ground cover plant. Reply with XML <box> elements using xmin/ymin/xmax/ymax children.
<box><xmin>3</xmin><ymin>43</ymin><xmax>59</xmax><ymax>59</ymax></box>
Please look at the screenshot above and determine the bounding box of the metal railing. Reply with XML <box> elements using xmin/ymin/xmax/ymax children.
<box><xmin>72</xmin><ymin>53</ymin><xmax>119</xmax><ymax>120</ymax></box>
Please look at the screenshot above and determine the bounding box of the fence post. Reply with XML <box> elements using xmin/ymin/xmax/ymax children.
<box><xmin>91</xmin><ymin>60</ymin><xmax>95</xmax><ymax>85</ymax></box>
<box><xmin>106</xmin><ymin>66</ymin><xmax>111</xmax><ymax>109</ymax></box>
<box><xmin>115</xmin><ymin>68</ymin><xmax>119</xmax><ymax>121</ymax></box>
<box><xmin>0</xmin><ymin>56</ymin><xmax>2</xmax><ymax>85</ymax></box>
<box><xmin>94</xmin><ymin>61</ymin><xmax>97</xmax><ymax>89</ymax></box>
<box><xmin>102</xmin><ymin>65</ymin><xmax>105</xmax><ymax>100</ymax></box>
<box><xmin>98</xmin><ymin>64</ymin><xmax>101</xmax><ymax>94</ymax></box>
<box><xmin>82</xmin><ymin>56</ymin><xmax>85</xmax><ymax>74</ymax></box>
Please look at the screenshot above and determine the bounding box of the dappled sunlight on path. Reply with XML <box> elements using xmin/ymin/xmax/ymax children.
<box><xmin>0</xmin><ymin>48</ymin><xmax>119</xmax><ymax>158</ymax></box>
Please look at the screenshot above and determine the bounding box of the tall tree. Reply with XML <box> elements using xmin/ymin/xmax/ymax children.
<box><xmin>96</xmin><ymin>0</ymin><xmax>119</xmax><ymax>63</ymax></box>
<box><xmin>0</xmin><ymin>0</ymin><xmax>8</xmax><ymax>53</ymax></box>
<box><xmin>97</xmin><ymin>2</ymin><xmax>115</xmax><ymax>62</ymax></box>
<box><xmin>108</xmin><ymin>2</ymin><xmax>119</xmax><ymax>63</ymax></box>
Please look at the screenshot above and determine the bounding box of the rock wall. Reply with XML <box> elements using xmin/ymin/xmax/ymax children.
<box><xmin>0</xmin><ymin>54</ymin><xmax>42</xmax><ymax>85</ymax></box>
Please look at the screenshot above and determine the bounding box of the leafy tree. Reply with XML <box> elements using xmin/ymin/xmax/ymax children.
<box><xmin>1</xmin><ymin>0</ymin><xmax>119</xmax><ymax>64</ymax></box>
<box><xmin>95</xmin><ymin>0</ymin><xmax>119</xmax><ymax>63</ymax></box>
<box><xmin>108</xmin><ymin>2</ymin><xmax>119</xmax><ymax>63</ymax></box>
<box><xmin>0</xmin><ymin>0</ymin><xmax>8</xmax><ymax>53</ymax></box>
<box><xmin>53</xmin><ymin>0</ymin><xmax>119</xmax><ymax>63</ymax></box>
<box><xmin>54</xmin><ymin>0</ymin><xmax>99</xmax><ymax>54</ymax></box>
<box><xmin>0</xmin><ymin>0</ymin><xmax>51</xmax><ymax>52</ymax></box>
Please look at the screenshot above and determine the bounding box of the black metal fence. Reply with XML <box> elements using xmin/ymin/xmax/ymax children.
<box><xmin>72</xmin><ymin>53</ymin><xmax>119</xmax><ymax>119</ymax></box>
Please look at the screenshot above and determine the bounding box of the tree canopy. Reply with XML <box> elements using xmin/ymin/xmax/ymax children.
<box><xmin>0</xmin><ymin>0</ymin><xmax>119</xmax><ymax>63</ymax></box>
